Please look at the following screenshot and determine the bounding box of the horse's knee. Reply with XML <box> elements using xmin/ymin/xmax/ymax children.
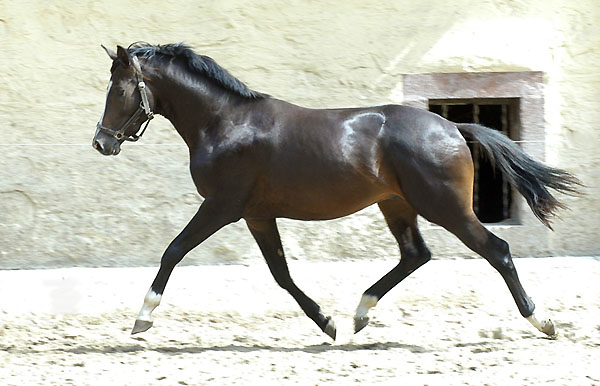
<box><xmin>265</xmin><ymin>261</ymin><xmax>296</xmax><ymax>291</ymax></box>
<box><xmin>401</xmin><ymin>236</ymin><xmax>431</xmax><ymax>270</ymax></box>
<box><xmin>161</xmin><ymin>243</ymin><xmax>186</xmax><ymax>268</ymax></box>
<box><xmin>409</xmin><ymin>247</ymin><xmax>431</xmax><ymax>272</ymax></box>
<box><xmin>272</xmin><ymin>274</ymin><xmax>291</xmax><ymax>289</ymax></box>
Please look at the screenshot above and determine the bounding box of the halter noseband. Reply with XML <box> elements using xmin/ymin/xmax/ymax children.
<box><xmin>96</xmin><ymin>56</ymin><xmax>154</xmax><ymax>142</ymax></box>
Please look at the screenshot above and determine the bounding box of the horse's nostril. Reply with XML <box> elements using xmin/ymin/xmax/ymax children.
<box><xmin>93</xmin><ymin>140</ymin><xmax>103</xmax><ymax>151</ymax></box>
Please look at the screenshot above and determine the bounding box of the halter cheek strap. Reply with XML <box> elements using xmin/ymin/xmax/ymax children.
<box><xmin>96</xmin><ymin>56</ymin><xmax>154</xmax><ymax>142</ymax></box>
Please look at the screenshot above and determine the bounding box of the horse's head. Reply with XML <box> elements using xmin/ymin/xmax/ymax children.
<box><xmin>92</xmin><ymin>45</ymin><xmax>154</xmax><ymax>156</ymax></box>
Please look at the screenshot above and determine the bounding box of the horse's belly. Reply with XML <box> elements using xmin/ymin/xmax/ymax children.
<box><xmin>244</xmin><ymin>175</ymin><xmax>397</xmax><ymax>220</ymax></box>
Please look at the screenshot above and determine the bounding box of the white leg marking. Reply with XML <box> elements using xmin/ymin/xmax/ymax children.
<box><xmin>136</xmin><ymin>288</ymin><xmax>162</xmax><ymax>322</ymax></box>
<box><xmin>355</xmin><ymin>294</ymin><xmax>378</xmax><ymax>319</ymax></box>
<box><xmin>526</xmin><ymin>312</ymin><xmax>557</xmax><ymax>337</ymax></box>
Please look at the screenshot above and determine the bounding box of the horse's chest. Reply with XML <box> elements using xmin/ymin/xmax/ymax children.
<box><xmin>188</xmin><ymin>145</ymin><xmax>251</xmax><ymax>196</ymax></box>
<box><xmin>188</xmin><ymin>152</ymin><xmax>222</xmax><ymax>196</ymax></box>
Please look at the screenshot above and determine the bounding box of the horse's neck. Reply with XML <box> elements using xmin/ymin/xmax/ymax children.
<box><xmin>154</xmin><ymin>75</ymin><xmax>235</xmax><ymax>148</ymax></box>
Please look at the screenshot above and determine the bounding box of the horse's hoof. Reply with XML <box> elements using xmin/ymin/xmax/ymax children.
<box><xmin>541</xmin><ymin>319</ymin><xmax>558</xmax><ymax>338</ymax></box>
<box><xmin>324</xmin><ymin>317</ymin><xmax>337</xmax><ymax>341</ymax></box>
<box><xmin>354</xmin><ymin>316</ymin><xmax>369</xmax><ymax>334</ymax></box>
<box><xmin>527</xmin><ymin>314</ymin><xmax>558</xmax><ymax>339</ymax></box>
<box><xmin>131</xmin><ymin>319</ymin><xmax>153</xmax><ymax>335</ymax></box>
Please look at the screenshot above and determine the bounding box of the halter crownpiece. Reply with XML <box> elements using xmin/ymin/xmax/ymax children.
<box><xmin>96</xmin><ymin>55</ymin><xmax>154</xmax><ymax>142</ymax></box>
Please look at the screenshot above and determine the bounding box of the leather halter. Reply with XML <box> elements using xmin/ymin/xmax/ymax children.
<box><xmin>96</xmin><ymin>56</ymin><xmax>154</xmax><ymax>142</ymax></box>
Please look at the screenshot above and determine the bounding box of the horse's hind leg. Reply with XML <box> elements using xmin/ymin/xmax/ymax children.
<box><xmin>354</xmin><ymin>198</ymin><xmax>431</xmax><ymax>333</ymax></box>
<box><xmin>440</xmin><ymin>214</ymin><xmax>556</xmax><ymax>337</ymax></box>
<box><xmin>246</xmin><ymin>218</ymin><xmax>337</xmax><ymax>340</ymax></box>
<box><xmin>404</xmin><ymin>155</ymin><xmax>557</xmax><ymax>338</ymax></box>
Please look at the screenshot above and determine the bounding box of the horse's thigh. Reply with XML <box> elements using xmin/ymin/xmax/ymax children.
<box><xmin>396</xmin><ymin>149</ymin><xmax>475</xmax><ymax>226</ymax></box>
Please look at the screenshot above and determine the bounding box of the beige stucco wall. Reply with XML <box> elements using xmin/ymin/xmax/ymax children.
<box><xmin>1</xmin><ymin>0</ymin><xmax>598</xmax><ymax>268</ymax></box>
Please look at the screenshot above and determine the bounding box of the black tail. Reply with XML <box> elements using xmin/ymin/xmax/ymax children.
<box><xmin>456</xmin><ymin>123</ymin><xmax>582</xmax><ymax>230</ymax></box>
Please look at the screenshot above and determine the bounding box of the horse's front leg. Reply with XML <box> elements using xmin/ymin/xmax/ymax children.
<box><xmin>132</xmin><ymin>197</ymin><xmax>242</xmax><ymax>334</ymax></box>
<box><xmin>246</xmin><ymin>218</ymin><xmax>336</xmax><ymax>340</ymax></box>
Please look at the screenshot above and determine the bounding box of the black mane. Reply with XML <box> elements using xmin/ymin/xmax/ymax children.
<box><xmin>129</xmin><ymin>42</ymin><xmax>267</xmax><ymax>100</ymax></box>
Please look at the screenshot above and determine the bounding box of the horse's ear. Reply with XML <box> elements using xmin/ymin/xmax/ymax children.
<box><xmin>116</xmin><ymin>45</ymin><xmax>131</xmax><ymax>67</ymax></box>
<box><xmin>101</xmin><ymin>44</ymin><xmax>118</xmax><ymax>60</ymax></box>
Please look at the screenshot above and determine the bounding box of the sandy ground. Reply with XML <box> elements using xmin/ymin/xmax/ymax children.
<box><xmin>1</xmin><ymin>257</ymin><xmax>599</xmax><ymax>385</ymax></box>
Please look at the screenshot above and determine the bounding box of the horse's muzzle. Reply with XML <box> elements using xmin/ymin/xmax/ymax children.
<box><xmin>92</xmin><ymin>133</ymin><xmax>121</xmax><ymax>156</ymax></box>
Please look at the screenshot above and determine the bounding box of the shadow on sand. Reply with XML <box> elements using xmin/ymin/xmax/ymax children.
<box><xmin>4</xmin><ymin>340</ymin><xmax>431</xmax><ymax>356</ymax></box>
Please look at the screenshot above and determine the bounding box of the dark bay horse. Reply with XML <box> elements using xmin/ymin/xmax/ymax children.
<box><xmin>93</xmin><ymin>43</ymin><xmax>581</xmax><ymax>340</ymax></box>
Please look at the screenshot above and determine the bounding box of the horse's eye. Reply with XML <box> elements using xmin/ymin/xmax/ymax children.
<box><xmin>118</xmin><ymin>89</ymin><xmax>126</xmax><ymax>96</ymax></box>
